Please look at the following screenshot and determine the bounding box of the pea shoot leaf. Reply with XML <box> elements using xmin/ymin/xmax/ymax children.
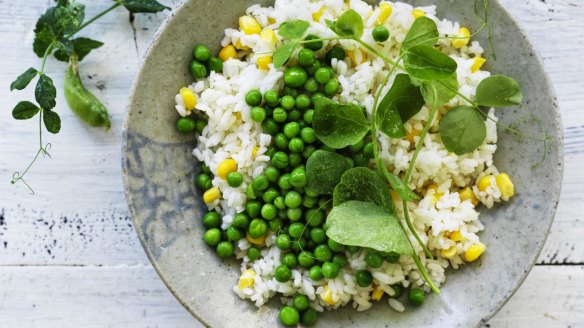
<box><xmin>439</xmin><ymin>105</ymin><xmax>486</xmax><ymax>154</ymax></box>
<box><xmin>327</xmin><ymin>9</ymin><xmax>364</xmax><ymax>38</ymax></box>
<box><xmin>35</xmin><ymin>74</ymin><xmax>57</xmax><ymax>110</ymax></box>
<box><xmin>383</xmin><ymin>172</ymin><xmax>418</xmax><ymax>202</ymax></box>
<box><xmin>401</xmin><ymin>16</ymin><xmax>439</xmax><ymax>53</ymax></box>
<box><xmin>376</xmin><ymin>74</ymin><xmax>425</xmax><ymax>138</ymax></box>
<box><xmin>475</xmin><ymin>75</ymin><xmax>523</xmax><ymax>107</ymax></box>
<box><xmin>54</xmin><ymin>37</ymin><xmax>104</xmax><ymax>62</ymax></box>
<box><xmin>333</xmin><ymin>167</ymin><xmax>395</xmax><ymax>215</ymax></box>
<box><xmin>43</xmin><ymin>109</ymin><xmax>62</xmax><ymax>134</ymax></box>
<box><xmin>121</xmin><ymin>0</ymin><xmax>170</xmax><ymax>13</ymax></box>
<box><xmin>10</xmin><ymin>68</ymin><xmax>38</xmax><ymax>91</ymax></box>
<box><xmin>33</xmin><ymin>3</ymin><xmax>85</xmax><ymax>57</ymax></box>
<box><xmin>326</xmin><ymin>200</ymin><xmax>413</xmax><ymax>255</ymax></box>
<box><xmin>420</xmin><ymin>73</ymin><xmax>459</xmax><ymax>108</ymax></box>
<box><xmin>313</xmin><ymin>98</ymin><xmax>370</xmax><ymax>149</ymax></box>
<box><xmin>278</xmin><ymin>20</ymin><xmax>310</xmax><ymax>39</ymax></box>
<box><xmin>403</xmin><ymin>45</ymin><xmax>457</xmax><ymax>80</ymax></box>
<box><xmin>12</xmin><ymin>101</ymin><xmax>40</xmax><ymax>120</ymax></box>
<box><xmin>306</xmin><ymin>150</ymin><xmax>352</xmax><ymax>195</ymax></box>
<box><xmin>273</xmin><ymin>41</ymin><xmax>298</xmax><ymax>69</ymax></box>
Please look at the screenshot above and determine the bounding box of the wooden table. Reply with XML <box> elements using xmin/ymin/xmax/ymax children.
<box><xmin>0</xmin><ymin>1</ymin><xmax>582</xmax><ymax>326</ymax></box>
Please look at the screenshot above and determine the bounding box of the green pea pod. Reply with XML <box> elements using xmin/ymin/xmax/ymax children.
<box><xmin>64</xmin><ymin>57</ymin><xmax>111</xmax><ymax>130</ymax></box>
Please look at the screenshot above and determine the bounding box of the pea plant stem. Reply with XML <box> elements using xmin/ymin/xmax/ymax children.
<box><xmin>71</xmin><ymin>2</ymin><xmax>122</xmax><ymax>36</ymax></box>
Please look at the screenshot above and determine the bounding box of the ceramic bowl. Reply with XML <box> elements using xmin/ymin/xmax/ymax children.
<box><xmin>122</xmin><ymin>1</ymin><xmax>563</xmax><ymax>327</ymax></box>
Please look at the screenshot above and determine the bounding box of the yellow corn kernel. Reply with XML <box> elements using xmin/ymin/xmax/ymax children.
<box><xmin>203</xmin><ymin>187</ymin><xmax>221</xmax><ymax>204</ymax></box>
<box><xmin>312</xmin><ymin>6</ymin><xmax>326</xmax><ymax>22</ymax></box>
<box><xmin>441</xmin><ymin>246</ymin><xmax>457</xmax><ymax>259</ymax></box>
<box><xmin>239</xmin><ymin>15</ymin><xmax>262</xmax><ymax>35</ymax></box>
<box><xmin>464</xmin><ymin>242</ymin><xmax>486</xmax><ymax>262</ymax></box>
<box><xmin>459</xmin><ymin>187</ymin><xmax>479</xmax><ymax>206</ymax></box>
<box><xmin>179</xmin><ymin>87</ymin><xmax>197</xmax><ymax>111</ymax></box>
<box><xmin>450</xmin><ymin>231</ymin><xmax>463</xmax><ymax>242</ymax></box>
<box><xmin>238</xmin><ymin>269</ymin><xmax>256</xmax><ymax>289</ymax></box>
<box><xmin>235</xmin><ymin>112</ymin><xmax>242</xmax><ymax>120</ymax></box>
<box><xmin>346</xmin><ymin>49</ymin><xmax>367</xmax><ymax>66</ymax></box>
<box><xmin>471</xmin><ymin>56</ymin><xmax>487</xmax><ymax>73</ymax></box>
<box><xmin>477</xmin><ymin>175</ymin><xmax>493</xmax><ymax>191</ymax></box>
<box><xmin>496</xmin><ymin>173</ymin><xmax>515</xmax><ymax>201</ymax></box>
<box><xmin>320</xmin><ymin>284</ymin><xmax>337</xmax><ymax>305</ymax></box>
<box><xmin>246</xmin><ymin>231</ymin><xmax>267</xmax><ymax>245</ymax></box>
<box><xmin>371</xmin><ymin>285</ymin><xmax>384</xmax><ymax>301</ymax></box>
<box><xmin>235</xmin><ymin>38</ymin><xmax>250</xmax><ymax>50</ymax></box>
<box><xmin>427</xmin><ymin>183</ymin><xmax>443</xmax><ymax>205</ymax></box>
<box><xmin>452</xmin><ymin>27</ymin><xmax>471</xmax><ymax>49</ymax></box>
<box><xmin>219</xmin><ymin>45</ymin><xmax>237</xmax><ymax>61</ymax></box>
<box><xmin>412</xmin><ymin>9</ymin><xmax>425</xmax><ymax>19</ymax></box>
<box><xmin>217</xmin><ymin>159</ymin><xmax>237</xmax><ymax>180</ymax></box>
<box><xmin>257</xmin><ymin>56</ymin><xmax>272</xmax><ymax>70</ymax></box>
<box><xmin>268</xmin><ymin>17</ymin><xmax>276</xmax><ymax>24</ymax></box>
<box><xmin>260</xmin><ymin>28</ymin><xmax>277</xmax><ymax>44</ymax></box>
<box><xmin>376</xmin><ymin>3</ymin><xmax>393</xmax><ymax>24</ymax></box>
<box><xmin>252</xmin><ymin>146</ymin><xmax>259</xmax><ymax>158</ymax></box>
<box><xmin>404</xmin><ymin>127</ymin><xmax>421</xmax><ymax>144</ymax></box>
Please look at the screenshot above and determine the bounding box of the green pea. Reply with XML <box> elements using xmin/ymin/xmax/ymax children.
<box><xmin>332</xmin><ymin>253</ymin><xmax>348</xmax><ymax>267</ymax></box>
<box><xmin>226</xmin><ymin>226</ymin><xmax>244</xmax><ymax>241</ymax></box>
<box><xmin>262</xmin><ymin>118</ymin><xmax>280</xmax><ymax>135</ymax></box>
<box><xmin>282</xmin><ymin>252</ymin><xmax>298</xmax><ymax>269</ymax></box>
<box><xmin>326</xmin><ymin>47</ymin><xmax>345</xmax><ymax>63</ymax></box>
<box><xmin>176</xmin><ymin>117</ymin><xmax>196</xmax><ymax>133</ymax></box>
<box><xmin>348</xmin><ymin>139</ymin><xmax>365</xmax><ymax>153</ymax></box>
<box><xmin>248</xmin><ymin>219</ymin><xmax>268</xmax><ymax>238</ymax></box>
<box><xmin>250</xmin><ymin>106</ymin><xmax>266</xmax><ymax>122</ymax></box>
<box><xmin>304</xmin><ymin>187</ymin><xmax>319</xmax><ymax>198</ymax></box>
<box><xmin>301</xmin><ymin>308</ymin><xmax>318</xmax><ymax>326</ymax></box>
<box><xmin>276</xmin><ymin>234</ymin><xmax>291</xmax><ymax>250</ymax></box>
<box><xmin>290</xmin><ymin>167</ymin><xmax>307</xmax><ymax>188</ymax></box>
<box><xmin>301</xmin><ymin>109</ymin><xmax>314</xmax><ymax>125</ymax></box>
<box><xmin>327</xmin><ymin>239</ymin><xmax>344</xmax><ymax>252</ymax></box>
<box><xmin>274</xmin><ymin>264</ymin><xmax>292</xmax><ymax>283</ymax></box>
<box><xmin>287</xmin><ymin>109</ymin><xmax>302</xmax><ymax>122</ymax></box>
<box><xmin>308</xmin><ymin>228</ymin><xmax>325</xmax><ymax>244</ymax></box>
<box><xmin>292</xmin><ymin>294</ymin><xmax>309</xmax><ymax>311</ymax></box>
<box><xmin>288</xmin><ymin>222</ymin><xmax>305</xmax><ymax>239</ymax></box>
<box><xmin>247</xmin><ymin>246</ymin><xmax>261</xmax><ymax>261</ymax></box>
<box><xmin>287</xmin><ymin>208</ymin><xmax>303</xmax><ymax>221</ymax></box>
<box><xmin>308</xmin><ymin>265</ymin><xmax>323</xmax><ymax>280</ymax></box>
<box><xmin>261</xmin><ymin>168</ymin><xmax>278</xmax><ymax>184</ymax></box>
<box><xmin>246</xmin><ymin>201</ymin><xmax>261</xmax><ymax>217</ymax></box>
<box><xmin>365</xmin><ymin>250</ymin><xmax>384</xmax><ymax>268</ymax></box>
<box><xmin>279</xmin><ymin>306</ymin><xmax>299</xmax><ymax>326</ymax></box>
<box><xmin>274</xmin><ymin>195</ymin><xmax>286</xmax><ymax>209</ymax></box>
<box><xmin>225</xmin><ymin>172</ymin><xmax>243</xmax><ymax>188</ymax></box>
<box><xmin>278</xmin><ymin>173</ymin><xmax>292</xmax><ymax>190</ymax></box>
<box><xmin>297</xmin><ymin>251</ymin><xmax>315</xmax><ymax>268</ymax></box>
<box><xmin>314</xmin><ymin>67</ymin><xmax>331</xmax><ymax>84</ymax></box>
<box><xmin>193</xmin><ymin>44</ymin><xmax>211</xmax><ymax>62</ymax></box>
<box><xmin>356</xmin><ymin>270</ymin><xmax>373</xmax><ymax>287</ymax></box>
<box><xmin>304</xmin><ymin>34</ymin><xmax>324</xmax><ymax>51</ymax></box>
<box><xmin>314</xmin><ymin>244</ymin><xmax>332</xmax><ymax>262</ymax></box>
<box><xmin>282</xmin><ymin>86</ymin><xmax>298</xmax><ymax>98</ymax></box>
<box><xmin>202</xmin><ymin>211</ymin><xmax>221</xmax><ymax>228</ymax></box>
<box><xmin>321</xmin><ymin>261</ymin><xmax>340</xmax><ymax>279</ymax></box>
<box><xmin>190</xmin><ymin>60</ymin><xmax>208</xmax><ymax>79</ymax></box>
<box><xmin>284</xmin><ymin>191</ymin><xmax>302</xmax><ymax>209</ymax></box>
<box><xmin>283</xmin><ymin>122</ymin><xmax>301</xmax><ymax>138</ymax></box>
<box><xmin>288</xmin><ymin>153</ymin><xmax>303</xmax><ymax>167</ymax></box>
<box><xmin>363</xmin><ymin>142</ymin><xmax>374</xmax><ymax>158</ymax></box>
<box><xmin>391</xmin><ymin>284</ymin><xmax>403</xmax><ymax>298</ymax></box>
<box><xmin>203</xmin><ymin>228</ymin><xmax>221</xmax><ymax>246</ymax></box>
<box><xmin>408</xmin><ymin>288</ymin><xmax>425</xmax><ymax>306</ymax></box>
<box><xmin>295</xmin><ymin>94</ymin><xmax>311</xmax><ymax>109</ymax></box>
<box><xmin>278</xmin><ymin>209</ymin><xmax>288</xmax><ymax>220</ymax></box>
<box><xmin>310</xmin><ymin>92</ymin><xmax>326</xmax><ymax>105</ymax></box>
<box><xmin>261</xmin><ymin>203</ymin><xmax>277</xmax><ymax>220</ymax></box>
<box><xmin>232</xmin><ymin>213</ymin><xmax>250</xmax><ymax>229</ymax></box>
<box><xmin>297</xmin><ymin>48</ymin><xmax>315</xmax><ymax>66</ymax></box>
<box><xmin>299</xmin><ymin>127</ymin><xmax>316</xmax><ymax>144</ymax></box>
<box><xmin>305</xmin><ymin>209</ymin><xmax>324</xmax><ymax>227</ymax></box>
<box><xmin>200</xmin><ymin>163</ymin><xmax>212</xmax><ymax>174</ymax></box>
<box><xmin>274</xmin><ymin>133</ymin><xmax>289</xmax><ymax>150</ymax></box>
<box><xmin>272</xmin><ymin>107</ymin><xmax>288</xmax><ymax>122</ymax></box>
<box><xmin>384</xmin><ymin>251</ymin><xmax>401</xmax><ymax>263</ymax></box>
<box><xmin>372</xmin><ymin>25</ymin><xmax>390</xmax><ymax>42</ymax></box>
<box><xmin>196</xmin><ymin>173</ymin><xmax>212</xmax><ymax>191</ymax></box>
<box><xmin>304</xmin><ymin>78</ymin><xmax>319</xmax><ymax>93</ymax></box>
<box><xmin>246</xmin><ymin>184</ymin><xmax>258</xmax><ymax>199</ymax></box>
<box><xmin>64</xmin><ymin>64</ymin><xmax>111</xmax><ymax>129</ymax></box>
<box><xmin>317</xmin><ymin>198</ymin><xmax>331</xmax><ymax>208</ymax></box>
<box><xmin>205</xmin><ymin>57</ymin><xmax>222</xmax><ymax>73</ymax></box>
<box><xmin>324</xmin><ymin>78</ymin><xmax>340</xmax><ymax>96</ymax></box>
<box><xmin>215</xmin><ymin>241</ymin><xmax>234</xmax><ymax>258</ymax></box>
<box><xmin>272</xmin><ymin>151</ymin><xmax>289</xmax><ymax>169</ymax></box>
<box><xmin>284</xmin><ymin>67</ymin><xmax>308</xmax><ymax>87</ymax></box>
<box><xmin>264</xmin><ymin>89</ymin><xmax>280</xmax><ymax>107</ymax></box>
<box><xmin>291</xmin><ymin>238</ymin><xmax>307</xmax><ymax>253</ymax></box>
<box><xmin>302</xmin><ymin>196</ymin><xmax>317</xmax><ymax>208</ymax></box>
<box><xmin>262</xmin><ymin>188</ymin><xmax>278</xmax><ymax>204</ymax></box>
<box><xmin>353</xmin><ymin>153</ymin><xmax>370</xmax><ymax>167</ymax></box>
<box><xmin>288</xmin><ymin>138</ymin><xmax>305</xmax><ymax>153</ymax></box>
<box><xmin>346</xmin><ymin>245</ymin><xmax>360</xmax><ymax>254</ymax></box>
<box><xmin>269</xmin><ymin>219</ymin><xmax>283</xmax><ymax>232</ymax></box>
<box><xmin>243</xmin><ymin>89</ymin><xmax>262</xmax><ymax>106</ymax></box>
<box><xmin>195</xmin><ymin>119</ymin><xmax>207</xmax><ymax>134</ymax></box>
<box><xmin>252</xmin><ymin>174</ymin><xmax>269</xmax><ymax>191</ymax></box>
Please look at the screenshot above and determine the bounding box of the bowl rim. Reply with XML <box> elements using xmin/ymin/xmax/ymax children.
<box><xmin>121</xmin><ymin>0</ymin><xmax>564</xmax><ymax>326</ymax></box>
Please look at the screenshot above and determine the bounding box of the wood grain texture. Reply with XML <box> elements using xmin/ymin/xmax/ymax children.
<box><xmin>0</xmin><ymin>0</ymin><xmax>582</xmax><ymax>327</ymax></box>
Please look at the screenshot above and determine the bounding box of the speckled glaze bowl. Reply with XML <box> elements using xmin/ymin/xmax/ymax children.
<box><xmin>122</xmin><ymin>1</ymin><xmax>563</xmax><ymax>327</ymax></box>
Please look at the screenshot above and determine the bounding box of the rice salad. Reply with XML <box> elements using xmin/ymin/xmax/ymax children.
<box><xmin>173</xmin><ymin>0</ymin><xmax>519</xmax><ymax>325</ymax></box>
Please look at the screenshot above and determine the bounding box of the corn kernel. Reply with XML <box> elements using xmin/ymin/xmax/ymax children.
<box><xmin>257</xmin><ymin>56</ymin><xmax>272</xmax><ymax>70</ymax></box>
<box><xmin>238</xmin><ymin>269</ymin><xmax>256</xmax><ymax>289</ymax></box>
<box><xmin>371</xmin><ymin>285</ymin><xmax>384</xmax><ymax>301</ymax></box>
<box><xmin>217</xmin><ymin>159</ymin><xmax>237</xmax><ymax>180</ymax></box>
<box><xmin>312</xmin><ymin>6</ymin><xmax>326</xmax><ymax>22</ymax></box>
<box><xmin>252</xmin><ymin>146</ymin><xmax>259</xmax><ymax>158</ymax></box>
<box><xmin>496</xmin><ymin>173</ymin><xmax>515</xmax><ymax>201</ymax></box>
<box><xmin>219</xmin><ymin>45</ymin><xmax>237</xmax><ymax>61</ymax></box>
<box><xmin>405</xmin><ymin>127</ymin><xmax>421</xmax><ymax>144</ymax></box>
<box><xmin>376</xmin><ymin>3</ymin><xmax>393</xmax><ymax>24</ymax></box>
<box><xmin>441</xmin><ymin>246</ymin><xmax>457</xmax><ymax>259</ymax></box>
<box><xmin>459</xmin><ymin>187</ymin><xmax>479</xmax><ymax>206</ymax></box>
<box><xmin>477</xmin><ymin>175</ymin><xmax>493</xmax><ymax>191</ymax></box>
<box><xmin>427</xmin><ymin>183</ymin><xmax>443</xmax><ymax>205</ymax></box>
<box><xmin>235</xmin><ymin>112</ymin><xmax>242</xmax><ymax>120</ymax></box>
<box><xmin>260</xmin><ymin>28</ymin><xmax>277</xmax><ymax>43</ymax></box>
<box><xmin>450</xmin><ymin>231</ymin><xmax>463</xmax><ymax>242</ymax></box>
<box><xmin>412</xmin><ymin>9</ymin><xmax>425</xmax><ymax>19</ymax></box>
<box><xmin>452</xmin><ymin>27</ymin><xmax>471</xmax><ymax>49</ymax></box>
<box><xmin>346</xmin><ymin>49</ymin><xmax>367</xmax><ymax>66</ymax></box>
<box><xmin>464</xmin><ymin>242</ymin><xmax>486</xmax><ymax>262</ymax></box>
<box><xmin>320</xmin><ymin>284</ymin><xmax>337</xmax><ymax>305</ymax></box>
<box><xmin>235</xmin><ymin>38</ymin><xmax>250</xmax><ymax>50</ymax></box>
<box><xmin>203</xmin><ymin>187</ymin><xmax>221</xmax><ymax>204</ymax></box>
<box><xmin>239</xmin><ymin>15</ymin><xmax>261</xmax><ymax>35</ymax></box>
<box><xmin>179</xmin><ymin>87</ymin><xmax>197</xmax><ymax>111</ymax></box>
<box><xmin>267</xmin><ymin>17</ymin><xmax>276</xmax><ymax>24</ymax></box>
<box><xmin>471</xmin><ymin>56</ymin><xmax>486</xmax><ymax>73</ymax></box>
<box><xmin>246</xmin><ymin>231</ymin><xmax>267</xmax><ymax>245</ymax></box>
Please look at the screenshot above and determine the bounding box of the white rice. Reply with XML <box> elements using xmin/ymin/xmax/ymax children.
<box><xmin>175</xmin><ymin>0</ymin><xmax>510</xmax><ymax>315</ymax></box>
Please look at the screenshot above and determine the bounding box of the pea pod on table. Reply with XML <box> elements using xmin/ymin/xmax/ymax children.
<box><xmin>64</xmin><ymin>57</ymin><xmax>111</xmax><ymax>130</ymax></box>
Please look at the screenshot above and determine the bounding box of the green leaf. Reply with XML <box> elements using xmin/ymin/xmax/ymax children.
<box><xmin>54</xmin><ymin>37</ymin><xmax>104</xmax><ymax>62</ymax></box>
<box><xmin>420</xmin><ymin>73</ymin><xmax>459</xmax><ymax>108</ymax></box>
<box><xmin>306</xmin><ymin>150</ymin><xmax>352</xmax><ymax>195</ymax></box>
<box><xmin>278</xmin><ymin>20</ymin><xmax>310</xmax><ymax>39</ymax></box>
<box><xmin>475</xmin><ymin>75</ymin><xmax>523</xmax><ymax>107</ymax></box>
<box><xmin>439</xmin><ymin>105</ymin><xmax>486</xmax><ymax>155</ymax></box>
<box><xmin>33</xmin><ymin>27</ymin><xmax>55</xmax><ymax>57</ymax></box>
<box><xmin>376</xmin><ymin>74</ymin><xmax>425</xmax><ymax>137</ymax></box>
<box><xmin>403</xmin><ymin>45</ymin><xmax>457</xmax><ymax>80</ymax></box>
<box><xmin>401</xmin><ymin>16</ymin><xmax>439</xmax><ymax>53</ymax></box>
<box><xmin>333</xmin><ymin>167</ymin><xmax>395</xmax><ymax>215</ymax></box>
<box><xmin>122</xmin><ymin>0</ymin><xmax>170</xmax><ymax>13</ymax></box>
<box><xmin>383</xmin><ymin>172</ymin><xmax>418</xmax><ymax>202</ymax></box>
<box><xmin>330</xmin><ymin>9</ymin><xmax>364</xmax><ymax>38</ymax></box>
<box><xmin>43</xmin><ymin>109</ymin><xmax>62</xmax><ymax>134</ymax></box>
<box><xmin>12</xmin><ymin>101</ymin><xmax>40</xmax><ymax>120</ymax></box>
<box><xmin>326</xmin><ymin>201</ymin><xmax>413</xmax><ymax>255</ymax></box>
<box><xmin>313</xmin><ymin>98</ymin><xmax>370</xmax><ymax>149</ymax></box>
<box><xmin>10</xmin><ymin>68</ymin><xmax>38</xmax><ymax>91</ymax></box>
<box><xmin>35</xmin><ymin>74</ymin><xmax>57</xmax><ymax>110</ymax></box>
<box><xmin>273</xmin><ymin>41</ymin><xmax>298</xmax><ymax>69</ymax></box>
<box><xmin>32</xmin><ymin>3</ymin><xmax>85</xmax><ymax>57</ymax></box>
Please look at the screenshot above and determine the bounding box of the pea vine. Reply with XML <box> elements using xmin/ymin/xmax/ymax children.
<box><xmin>9</xmin><ymin>0</ymin><xmax>169</xmax><ymax>194</ymax></box>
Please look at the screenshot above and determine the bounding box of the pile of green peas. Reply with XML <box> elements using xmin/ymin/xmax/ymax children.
<box><xmin>193</xmin><ymin>37</ymin><xmax>426</xmax><ymax>326</ymax></box>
